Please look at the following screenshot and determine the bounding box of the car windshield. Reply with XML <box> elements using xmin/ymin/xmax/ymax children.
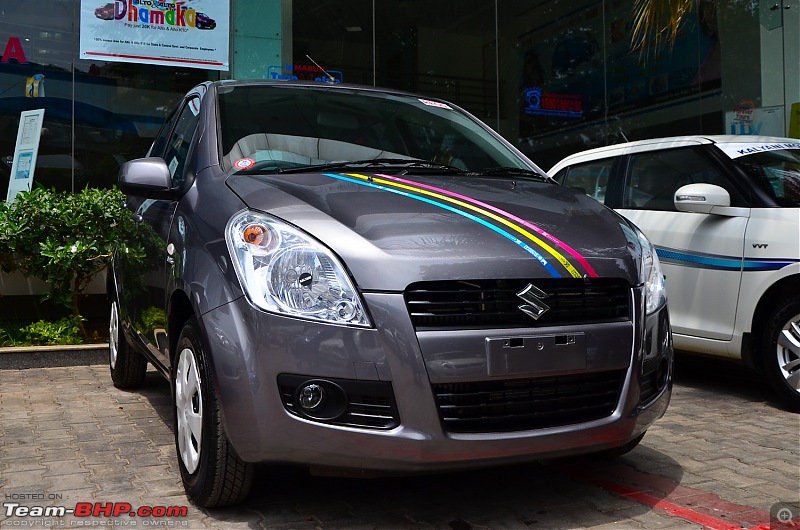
<box><xmin>733</xmin><ymin>148</ymin><xmax>800</xmax><ymax>207</ymax></box>
<box><xmin>217</xmin><ymin>84</ymin><xmax>533</xmax><ymax>175</ymax></box>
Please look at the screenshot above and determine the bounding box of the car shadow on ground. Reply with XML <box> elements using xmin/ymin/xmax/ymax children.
<box><xmin>111</xmin><ymin>351</ymin><xmax>799</xmax><ymax>527</ymax></box>
<box><xmin>672</xmin><ymin>351</ymin><xmax>791</xmax><ymax>411</ymax></box>
<box><xmin>131</xmin><ymin>369</ymin><xmax>683</xmax><ymax>529</ymax></box>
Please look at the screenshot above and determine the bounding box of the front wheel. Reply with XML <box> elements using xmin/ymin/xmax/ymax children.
<box><xmin>173</xmin><ymin>319</ymin><xmax>254</xmax><ymax>507</ymax></box>
<box><xmin>761</xmin><ymin>298</ymin><xmax>800</xmax><ymax>412</ymax></box>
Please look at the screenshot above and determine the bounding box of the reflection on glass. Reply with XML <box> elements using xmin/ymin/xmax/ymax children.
<box><xmin>0</xmin><ymin>2</ymin><xmax>213</xmax><ymax>197</ymax></box>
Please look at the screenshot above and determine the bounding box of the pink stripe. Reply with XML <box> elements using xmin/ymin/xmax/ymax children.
<box><xmin>376</xmin><ymin>174</ymin><xmax>599</xmax><ymax>277</ymax></box>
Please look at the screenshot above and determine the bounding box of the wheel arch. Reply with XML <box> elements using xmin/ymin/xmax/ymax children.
<box><xmin>745</xmin><ymin>274</ymin><xmax>800</xmax><ymax>370</ymax></box>
<box><xmin>168</xmin><ymin>289</ymin><xmax>195</xmax><ymax>367</ymax></box>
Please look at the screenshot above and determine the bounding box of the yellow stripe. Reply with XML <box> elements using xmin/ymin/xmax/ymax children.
<box><xmin>346</xmin><ymin>173</ymin><xmax>582</xmax><ymax>278</ymax></box>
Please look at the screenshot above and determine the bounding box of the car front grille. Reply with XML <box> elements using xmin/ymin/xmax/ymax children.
<box><xmin>431</xmin><ymin>370</ymin><xmax>624</xmax><ymax>433</ymax></box>
<box><xmin>638</xmin><ymin>370</ymin><xmax>659</xmax><ymax>405</ymax></box>
<box><xmin>343</xmin><ymin>395</ymin><xmax>398</xmax><ymax>429</ymax></box>
<box><xmin>404</xmin><ymin>278</ymin><xmax>631</xmax><ymax>330</ymax></box>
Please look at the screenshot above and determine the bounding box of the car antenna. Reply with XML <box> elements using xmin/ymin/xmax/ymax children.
<box><xmin>619</xmin><ymin>128</ymin><xmax>629</xmax><ymax>142</ymax></box>
<box><xmin>306</xmin><ymin>54</ymin><xmax>336</xmax><ymax>83</ymax></box>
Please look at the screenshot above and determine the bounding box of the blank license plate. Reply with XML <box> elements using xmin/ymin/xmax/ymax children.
<box><xmin>486</xmin><ymin>334</ymin><xmax>586</xmax><ymax>376</ymax></box>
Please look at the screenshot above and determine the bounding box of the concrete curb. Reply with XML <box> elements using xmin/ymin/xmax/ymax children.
<box><xmin>0</xmin><ymin>343</ymin><xmax>108</xmax><ymax>369</ymax></box>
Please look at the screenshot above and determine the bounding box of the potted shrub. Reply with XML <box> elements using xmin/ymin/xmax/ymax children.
<box><xmin>0</xmin><ymin>186</ymin><xmax>143</xmax><ymax>340</ymax></box>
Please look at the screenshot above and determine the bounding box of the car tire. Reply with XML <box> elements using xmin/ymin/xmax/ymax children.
<box><xmin>173</xmin><ymin>318</ymin><xmax>254</xmax><ymax>508</ymax></box>
<box><xmin>761</xmin><ymin>298</ymin><xmax>800</xmax><ymax>412</ymax></box>
<box><xmin>109</xmin><ymin>299</ymin><xmax>148</xmax><ymax>389</ymax></box>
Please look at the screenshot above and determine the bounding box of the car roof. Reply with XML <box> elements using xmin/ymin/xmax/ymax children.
<box><xmin>211</xmin><ymin>79</ymin><xmax>441</xmax><ymax>101</ymax></box>
<box><xmin>549</xmin><ymin>134</ymin><xmax>800</xmax><ymax>173</ymax></box>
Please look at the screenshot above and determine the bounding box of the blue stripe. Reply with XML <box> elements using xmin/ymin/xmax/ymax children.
<box><xmin>657</xmin><ymin>248</ymin><xmax>797</xmax><ymax>271</ymax></box>
<box><xmin>742</xmin><ymin>260</ymin><xmax>798</xmax><ymax>271</ymax></box>
<box><xmin>323</xmin><ymin>173</ymin><xmax>562</xmax><ymax>278</ymax></box>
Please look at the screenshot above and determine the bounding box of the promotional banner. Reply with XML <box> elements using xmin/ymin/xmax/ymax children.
<box><xmin>724</xmin><ymin>103</ymin><xmax>784</xmax><ymax>137</ymax></box>
<box><xmin>7</xmin><ymin>109</ymin><xmax>45</xmax><ymax>203</ymax></box>
<box><xmin>79</xmin><ymin>0</ymin><xmax>229</xmax><ymax>71</ymax></box>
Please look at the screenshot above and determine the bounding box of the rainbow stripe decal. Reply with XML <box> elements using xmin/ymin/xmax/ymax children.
<box><xmin>322</xmin><ymin>172</ymin><xmax>598</xmax><ymax>279</ymax></box>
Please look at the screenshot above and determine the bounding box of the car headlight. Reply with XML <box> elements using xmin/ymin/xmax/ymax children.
<box><xmin>225</xmin><ymin>210</ymin><xmax>371</xmax><ymax>327</ymax></box>
<box><xmin>637</xmin><ymin>229</ymin><xmax>667</xmax><ymax>315</ymax></box>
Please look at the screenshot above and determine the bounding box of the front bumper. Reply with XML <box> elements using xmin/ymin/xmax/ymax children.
<box><xmin>201</xmin><ymin>290</ymin><xmax>672</xmax><ymax>472</ymax></box>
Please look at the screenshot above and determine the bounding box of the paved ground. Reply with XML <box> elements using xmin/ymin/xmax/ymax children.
<box><xmin>0</xmin><ymin>349</ymin><xmax>798</xmax><ymax>530</ymax></box>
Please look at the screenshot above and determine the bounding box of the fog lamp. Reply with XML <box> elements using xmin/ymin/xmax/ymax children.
<box><xmin>299</xmin><ymin>383</ymin><xmax>325</xmax><ymax>411</ymax></box>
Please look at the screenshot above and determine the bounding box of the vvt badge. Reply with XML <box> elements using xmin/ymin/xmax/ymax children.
<box><xmin>517</xmin><ymin>283</ymin><xmax>550</xmax><ymax>320</ymax></box>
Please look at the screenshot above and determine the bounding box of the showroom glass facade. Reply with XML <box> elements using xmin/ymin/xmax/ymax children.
<box><xmin>1</xmin><ymin>0</ymin><xmax>798</xmax><ymax>198</ymax></box>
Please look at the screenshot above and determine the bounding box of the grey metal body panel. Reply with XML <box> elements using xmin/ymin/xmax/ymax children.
<box><xmin>200</xmin><ymin>295</ymin><xmax>669</xmax><ymax>469</ymax></box>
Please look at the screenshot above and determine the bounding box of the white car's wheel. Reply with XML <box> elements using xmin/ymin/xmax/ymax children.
<box><xmin>762</xmin><ymin>299</ymin><xmax>800</xmax><ymax>412</ymax></box>
<box><xmin>109</xmin><ymin>300</ymin><xmax>147</xmax><ymax>389</ymax></box>
<box><xmin>173</xmin><ymin>319</ymin><xmax>254</xmax><ymax>507</ymax></box>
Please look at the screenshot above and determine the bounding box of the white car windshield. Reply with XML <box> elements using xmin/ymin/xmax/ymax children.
<box><xmin>733</xmin><ymin>148</ymin><xmax>800</xmax><ymax>207</ymax></box>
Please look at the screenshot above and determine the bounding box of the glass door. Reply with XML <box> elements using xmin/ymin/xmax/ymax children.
<box><xmin>760</xmin><ymin>0</ymin><xmax>799</xmax><ymax>136</ymax></box>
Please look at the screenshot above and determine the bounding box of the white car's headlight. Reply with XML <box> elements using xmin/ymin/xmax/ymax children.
<box><xmin>637</xmin><ymin>229</ymin><xmax>667</xmax><ymax>314</ymax></box>
<box><xmin>225</xmin><ymin>210</ymin><xmax>371</xmax><ymax>327</ymax></box>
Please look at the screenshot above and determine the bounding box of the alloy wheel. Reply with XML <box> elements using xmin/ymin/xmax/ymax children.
<box><xmin>776</xmin><ymin>313</ymin><xmax>800</xmax><ymax>392</ymax></box>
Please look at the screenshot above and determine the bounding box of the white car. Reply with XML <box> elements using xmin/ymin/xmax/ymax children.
<box><xmin>550</xmin><ymin>135</ymin><xmax>800</xmax><ymax>410</ymax></box>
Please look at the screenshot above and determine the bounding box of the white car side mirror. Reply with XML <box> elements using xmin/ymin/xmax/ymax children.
<box><xmin>674</xmin><ymin>183</ymin><xmax>730</xmax><ymax>214</ymax></box>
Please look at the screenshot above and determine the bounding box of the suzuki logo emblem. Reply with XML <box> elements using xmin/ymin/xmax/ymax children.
<box><xmin>517</xmin><ymin>283</ymin><xmax>550</xmax><ymax>320</ymax></box>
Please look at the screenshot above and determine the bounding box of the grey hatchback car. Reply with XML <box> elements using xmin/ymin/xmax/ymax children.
<box><xmin>109</xmin><ymin>80</ymin><xmax>673</xmax><ymax>507</ymax></box>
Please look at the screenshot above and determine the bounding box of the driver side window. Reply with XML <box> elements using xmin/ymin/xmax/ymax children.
<box><xmin>623</xmin><ymin>148</ymin><xmax>729</xmax><ymax>211</ymax></box>
<box><xmin>162</xmin><ymin>97</ymin><xmax>201</xmax><ymax>188</ymax></box>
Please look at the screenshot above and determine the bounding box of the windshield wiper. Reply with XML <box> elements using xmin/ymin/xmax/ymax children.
<box><xmin>272</xmin><ymin>158</ymin><xmax>464</xmax><ymax>175</ymax></box>
<box><xmin>234</xmin><ymin>159</ymin><xmax>545</xmax><ymax>179</ymax></box>
<box><xmin>468</xmin><ymin>167</ymin><xmax>551</xmax><ymax>181</ymax></box>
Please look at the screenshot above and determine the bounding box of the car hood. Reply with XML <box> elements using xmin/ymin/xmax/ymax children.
<box><xmin>226</xmin><ymin>172</ymin><xmax>640</xmax><ymax>291</ymax></box>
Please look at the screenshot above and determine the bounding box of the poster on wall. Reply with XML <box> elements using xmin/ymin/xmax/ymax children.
<box><xmin>724</xmin><ymin>104</ymin><xmax>784</xmax><ymax>137</ymax></box>
<box><xmin>7</xmin><ymin>109</ymin><xmax>45</xmax><ymax>203</ymax></box>
<box><xmin>79</xmin><ymin>0</ymin><xmax>229</xmax><ymax>71</ymax></box>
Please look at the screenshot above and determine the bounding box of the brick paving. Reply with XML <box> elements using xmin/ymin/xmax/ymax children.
<box><xmin>0</xmin><ymin>351</ymin><xmax>798</xmax><ymax>529</ymax></box>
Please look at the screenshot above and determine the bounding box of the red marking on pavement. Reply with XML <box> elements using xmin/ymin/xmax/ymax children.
<box><xmin>555</xmin><ymin>462</ymin><xmax>798</xmax><ymax>530</ymax></box>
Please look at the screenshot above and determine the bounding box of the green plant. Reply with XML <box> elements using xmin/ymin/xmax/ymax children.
<box><xmin>0</xmin><ymin>322</ymin><xmax>27</xmax><ymax>347</ymax></box>
<box><xmin>139</xmin><ymin>306</ymin><xmax>167</xmax><ymax>337</ymax></box>
<box><xmin>0</xmin><ymin>186</ymin><xmax>144</xmax><ymax>339</ymax></box>
<box><xmin>20</xmin><ymin>316</ymin><xmax>85</xmax><ymax>346</ymax></box>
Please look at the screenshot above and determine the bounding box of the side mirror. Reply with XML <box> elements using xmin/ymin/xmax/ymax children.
<box><xmin>118</xmin><ymin>157</ymin><xmax>174</xmax><ymax>199</ymax></box>
<box><xmin>674</xmin><ymin>183</ymin><xmax>730</xmax><ymax>214</ymax></box>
